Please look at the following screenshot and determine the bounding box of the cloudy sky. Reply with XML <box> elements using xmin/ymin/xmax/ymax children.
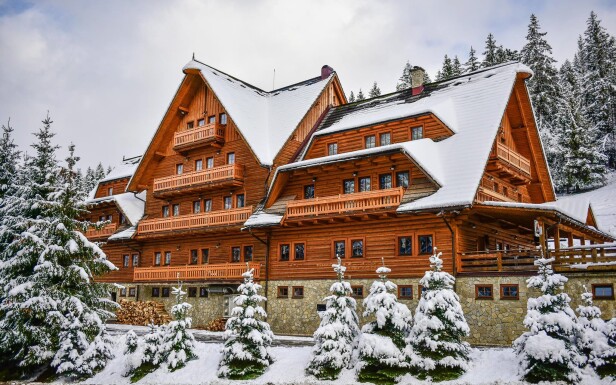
<box><xmin>1</xmin><ymin>0</ymin><xmax>615</xmax><ymax>170</ymax></box>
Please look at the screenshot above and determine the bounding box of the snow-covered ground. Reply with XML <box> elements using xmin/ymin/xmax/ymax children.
<box><xmin>78</xmin><ymin>333</ymin><xmax>613</xmax><ymax>385</ymax></box>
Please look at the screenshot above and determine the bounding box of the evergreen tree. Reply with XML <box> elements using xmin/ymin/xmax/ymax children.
<box><xmin>356</xmin><ymin>89</ymin><xmax>366</xmax><ymax>101</ymax></box>
<box><xmin>464</xmin><ymin>46</ymin><xmax>480</xmax><ymax>72</ymax></box>
<box><xmin>404</xmin><ymin>248</ymin><xmax>470</xmax><ymax>381</ymax></box>
<box><xmin>0</xmin><ymin>119</ymin><xmax>20</xmax><ymax>201</ymax></box>
<box><xmin>436</xmin><ymin>54</ymin><xmax>454</xmax><ymax>81</ymax></box>
<box><xmin>497</xmin><ymin>46</ymin><xmax>520</xmax><ymax>62</ymax></box>
<box><xmin>348</xmin><ymin>91</ymin><xmax>356</xmax><ymax>103</ymax></box>
<box><xmin>369</xmin><ymin>82</ymin><xmax>381</xmax><ymax>98</ymax></box>
<box><xmin>306</xmin><ymin>257</ymin><xmax>360</xmax><ymax>380</ymax></box>
<box><xmin>521</xmin><ymin>14</ymin><xmax>560</xmax><ymax>136</ymax></box>
<box><xmin>482</xmin><ymin>33</ymin><xmax>499</xmax><ymax>67</ymax></box>
<box><xmin>122</xmin><ymin>330</ymin><xmax>142</xmax><ymax>377</ymax></box>
<box><xmin>452</xmin><ymin>56</ymin><xmax>463</xmax><ymax>77</ymax></box>
<box><xmin>218</xmin><ymin>267</ymin><xmax>274</xmax><ymax>379</ymax></box>
<box><xmin>358</xmin><ymin>264</ymin><xmax>412</xmax><ymax>384</ymax></box>
<box><xmin>513</xmin><ymin>258</ymin><xmax>584</xmax><ymax>383</ymax></box>
<box><xmin>94</xmin><ymin>163</ymin><xmax>106</xmax><ymax>182</ymax></box>
<box><xmin>396</xmin><ymin>61</ymin><xmax>413</xmax><ymax>90</ymax></box>
<box><xmin>160</xmin><ymin>284</ymin><xmax>197</xmax><ymax>370</ymax></box>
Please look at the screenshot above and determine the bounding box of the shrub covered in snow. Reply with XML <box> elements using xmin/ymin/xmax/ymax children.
<box><xmin>514</xmin><ymin>257</ymin><xmax>584</xmax><ymax>383</ymax></box>
<box><xmin>306</xmin><ymin>257</ymin><xmax>360</xmax><ymax>380</ymax></box>
<box><xmin>358</xmin><ymin>264</ymin><xmax>412</xmax><ymax>384</ymax></box>
<box><xmin>122</xmin><ymin>330</ymin><xmax>142</xmax><ymax>376</ymax></box>
<box><xmin>218</xmin><ymin>267</ymin><xmax>274</xmax><ymax>379</ymax></box>
<box><xmin>161</xmin><ymin>285</ymin><xmax>197</xmax><ymax>370</ymax></box>
<box><xmin>577</xmin><ymin>287</ymin><xmax>616</xmax><ymax>377</ymax></box>
<box><xmin>404</xmin><ymin>249</ymin><xmax>470</xmax><ymax>381</ymax></box>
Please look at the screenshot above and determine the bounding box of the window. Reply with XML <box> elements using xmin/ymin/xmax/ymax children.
<box><xmin>380</xmin><ymin>132</ymin><xmax>391</xmax><ymax>146</ymax></box>
<box><xmin>279</xmin><ymin>244</ymin><xmax>290</xmax><ymax>261</ymax></box>
<box><xmin>304</xmin><ymin>185</ymin><xmax>315</xmax><ymax>199</ymax></box>
<box><xmin>129</xmin><ymin>287</ymin><xmax>136</xmax><ymax>297</ymax></box>
<box><xmin>327</xmin><ymin>142</ymin><xmax>338</xmax><ymax>155</ymax></box>
<box><xmin>244</xmin><ymin>245</ymin><xmax>253</xmax><ymax>262</ymax></box>
<box><xmin>224</xmin><ymin>196</ymin><xmax>233</xmax><ymax>210</ymax></box>
<box><xmin>123</xmin><ymin>255</ymin><xmax>129</xmax><ymax>267</ymax></box>
<box><xmin>120</xmin><ymin>287</ymin><xmax>127</xmax><ymax>297</ymax></box>
<box><xmin>164</xmin><ymin>251</ymin><xmax>171</xmax><ymax>265</ymax></box>
<box><xmin>204</xmin><ymin>199</ymin><xmax>212</xmax><ymax>212</ymax></box>
<box><xmin>172</xmin><ymin>204</ymin><xmax>180</xmax><ymax>217</ymax></box>
<box><xmin>195</xmin><ymin>159</ymin><xmax>203</xmax><ymax>171</ymax></box>
<box><xmin>193</xmin><ymin>200</ymin><xmax>201</xmax><ymax>214</ymax></box>
<box><xmin>206</xmin><ymin>157</ymin><xmax>214</xmax><ymax>169</ymax></box>
<box><xmin>236</xmin><ymin>194</ymin><xmax>245</xmax><ymax>208</ymax></box>
<box><xmin>351</xmin><ymin>286</ymin><xmax>364</xmax><ymax>298</ymax></box>
<box><xmin>358</xmin><ymin>176</ymin><xmax>371</xmax><ymax>192</ymax></box>
<box><xmin>411</xmin><ymin>126</ymin><xmax>423</xmax><ymax>140</ymax></box>
<box><xmin>351</xmin><ymin>239</ymin><xmax>364</xmax><ymax>257</ymax></box>
<box><xmin>294</xmin><ymin>243</ymin><xmax>305</xmax><ymax>260</ymax></box>
<box><xmin>493</xmin><ymin>182</ymin><xmax>499</xmax><ymax>193</ymax></box>
<box><xmin>278</xmin><ymin>286</ymin><xmax>289</xmax><ymax>298</ymax></box>
<box><xmin>152</xmin><ymin>287</ymin><xmax>160</xmax><ymax>297</ymax></box>
<box><xmin>396</xmin><ymin>171</ymin><xmax>410</xmax><ymax>188</ymax></box>
<box><xmin>501</xmin><ymin>284</ymin><xmax>519</xmax><ymax>300</ymax></box>
<box><xmin>201</xmin><ymin>249</ymin><xmax>209</xmax><ymax>264</ymax></box>
<box><xmin>176</xmin><ymin>164</ymin><xmax>183</xmax><ymax>175</ymax></box>
<box><xmin>343</xmin><ymin>179</ymin><xmax>355</xmax><ymax>194</ymax></box>
<box><xmin>107</xmin><ymin>187</ymin><xmax>113</xmax><ymax>196</ymax></box>
<box><xmin>99</xmin><ymin>215</ymin><xmax>106</xmax><ymax>222</ymax></box>
<box><xmin>292</xmin><ymin>286</ymin><xmax>304</xmax><ymax>299</ymax></box>
<box><xmin>190</xmin><ymin>249</ymin><xmax>198</xmax><ymax>265</ymax></box>
<box><xmin>333</xmin><ymin>240</ymin><xmax>346</xmax><ymax>258</ymax></box>
<box><xmin>162</xmin><ymin>205</ymin><xmax>170</xmax><ymax>218</ymax></box>
<box><xmin>227</xmin><ymin>152</ymin><xmax>235</xmax><ymax>165</ymax></box>
<box><xmin>162</xmin><ymin>287</ymin><xmax>170</xmax><ymax>297</ymax></box>
<box><xmin>120</xmin><ymin>214</ymin><xmax>127</xmax><ymax>225</ymax></box>
<box><xmin>379</xmin><ymin>174</ymin><xmax>392</xmax><ymax>189</ymax></box>
<box><xmin>231</xmin><ymin>247</ymin><xmax>241</xmax><ymax>263</ymax></box>
<box><xmin>187</xmin><ymin>121</ymin><xmax>194</xmax><ymax>129</ymax></box>
<box><xmin>503</xmin><ymin>186</ymin><xmax>508</xmax><ymax>197</ymax></box>
<box><xmin>476</xmin><ymin>284</ymin><xmax>493</xmax><ymax>300</ymax></box>
<box><xmin>419</xmin><ymin>235</ymin><xmax>433</xmax><ymax>254</ymax></box>
<box><xmin>197</xmin><ymin>118</ymin><xmax>205</xmax><ymax>127</ymax></box>
<box><xmin>107</xmin><ymin>214</ymin><xmax>113</xmax><ymax>222</ymax></box>
<box><xmin>132</xmin><ymin>254</ymin><xmax>139</xmax><ymax>267</ymax></box>
<box><xmin>154</xmin><ymin>252</ymin><xmax>161</xmax><ymax>266</ymax></box>
<box><xmin>593</xmin><ymin>284</ymin><xmax>614</xmax><ymax>300</ymax></box>
<box><xmin>398</xmin><ymin>236</ymin><xmax>412</xmax><ymax>256</ymax></box>
<box><xmin>199</xmin><ymin>287</ymin><xmax>208</xmax><ymax>297</ymax></box>
<box><xmin>208</xmin><ymin>115</ymin><xmax>216</xmax><ymax>124</ymax></box>
<box><xmin>220</xmin><ymin>113</ymin><xmax>227</xmax><ymax>124</ymax></box>
<box><xmin>365</xmin><ymin>135</ymin><xmax>376</xmax><ymax>149</ymax></box>
<box><xmin>399</xmin><ymin>285</ymin><xmax>413</xmax><ymax>299</ymax></box>
<box><xmin>188</xmin><ymin>287</ymin><xmax>197</xmax><ymax>298</ymax></box>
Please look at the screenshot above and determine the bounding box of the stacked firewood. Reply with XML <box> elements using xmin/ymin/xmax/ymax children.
<box><xmin>115</xmin><ymin>300</ymin><xmax>172</xmax><ymax>326</ymax></box>
<box><xmin>204</xmin><ymin>317</ymin><xmax>227</xmax><ymax>331</ymax></box>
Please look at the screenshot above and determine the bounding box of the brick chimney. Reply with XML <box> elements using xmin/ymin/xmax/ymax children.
<box><xmin>321</xmin><ymin>65</ymin><xmax>334</xmax><ymax>79</ymax></box>
<box><xmin>410</xmin><ymin>66</ymin><xmax>426</xmax><ymax>96</ymax></box>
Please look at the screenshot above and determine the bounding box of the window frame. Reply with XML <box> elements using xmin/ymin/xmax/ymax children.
<box><xmin>243</xmin><ymin>245</ymin><xmax>254</xmax><ymax>262</ymax></box>
<box><xmin>279</xmin><ymin>243</ymin><xmax>290</xmax><ymax>261</ymax></box>
<box><xmin>350</xmin><ymin>238</ymin><xmax>365</xmax><ymax>258</ymax></box>
<box><xmin>186</xmin><ymin>121</ymin><xmax>194</xmax><ymax>129</ymax></box>
<box><xmin>161</xmin><ymin>287</ymin><xmax>170</xmax><ymax>298</ymax></box>
<box><xmin>418</xmin><ymin>234</ymin><xmax>434</xmax><ymax>255</ymax></box>
<box><xmin>592</xmin><ymin>284</ymin><xmax>614</xmax><ymax>300</ymax></box>
<box><xmin>397</xmin><ymin>236</ymin><xmax>413</xmax><ymax>256</ymax></box>
<box><xmin>208</xmin><ymin>115</ymin><xmax>216</xmax><ymax>124</ymax></box>
<box><xmin>151</xmin><ymin>287</ymin><xmax>160</xmax><ymax>297</ymax></box>
<box><xmin>123</xmin><ymin>254</ymin><xmax>129</xmax><ymax>268</ymax></box>
<box><xmin>154</xmin><ymin>252</ymin><xmax>162</xmax><ymax>266</ymax></box>
<box><xmin>351</xmin><ymin>285</ymin><xmax>364</xmax><ymax>298</ymax></box>
<box><xmin>398</xmin><ymin>285</ymin><xmax>413</xmax><ymax>299</ymax></box>
<box><xmin>193</xmin><ymin>200</ymin><xmax>201</xmax><ymax>214</ymax></box>
<box><xmin>224</xmin><ymin>196</ymin><xmax>233</xmax><ymax>210</ymax></box>
<box><xmin>379</xmin><ymin>173</ymin><xmax>393</xmax><ymax>190</ymax></box>
<box><xmin>129</xmin><ymin>287</ymin><xmax>136</xmax><ymax>297</ymax></box>
<box><xmin>303</xmin><ymin>184</ymin><xmax>315</xmax><ymax>199</ymax></box>
<box><xmin>395</xmin><ymin>171</ymin><xmax>410</xmax><ymax>188</ymax></box>
<box><xmin>236</xmin><ymin>194</ymin><xmax>245</xmax><ymax>208</ymax></box>
<box><xmin>358</xmin><ymin>176</ymin><xmax>371</xmax><ymax>192</ymax></box>
<box><xmin>379</xmin><ymin>131</ymin><xmax>392</xmax><ymax>146</ymax></box>
<box><xmin>189</xmin><ymin>249</ymin><xmax>199</xmax><ymax>265</ymax></box>
<box><xmin>277</xmin><ymin>286</ymin><xmax>289</xmax><ymax>298</ymax></box>
<box><xmin>188</xmin><ymin>287</ymin><xmax>197</xmax><ymax>298</ymax></box>
<box><xmin>343</xmin><ymin>178</ymin><xmax>355</xmax><ymax>194</ymax></box>
<box><xmin>326</xmin><ymin>142</ymin><xmax>338</xmax><ymax>156</ymax></box>
<box><xmin>204</xmin><ymin>198</ymin><xmax>212</xmax><ymax>212</ymax></box>
<box><xmin>199</xmin><ymin>287</ymin><xmax>209</xmax><ymax>297</ymax></box>
<box><xmin>197</xmin><ymin>118</ymin><xmax>205</xmax><ymax>127</ymax></box>
<box><xmin>411</xmin><ymin>125</ymin><xmax>424</xmax><ymax>140</ymax></box>
<box><xmin>162</xmin><ymin>205</ymin><xmax>170</xmax><ymax>218</ymax></box>
<box><xmin>364</xmin><ymin>135</ymin><xmax>376</xmax><ymax>149</ymax></box>
<box><xmin>475</xmin><ymin>284</ymin><xmax>494</xmax><ymax>300</ymax></box>
<box><xmin>132</xmin><ymin>254</ymin><xmax>139</xmax><ymax>267</ymax></box>
<box><xmin>292</xmin><ymin>286</ymin><xmax>304</xmax><ymax>299</ymax></box>
<box><xmin>332</xmin><ymin>240</ymin><xmax>346</xmax><ymax>259</ymax></box>
<box><xmin>176</xmin><ymin>163</ymin><xmax>184</xmax><ymax>175</ymax></box>
<box><xmin>226</xmin><ymin>152</ymin><xmax>235</xmax><ymax>165</ymax></box>
<box><xmin>293</xmin><ymin>242</ymin><xmax>306</xmax><ymax>261</ymax></box>
<box><xmin>164</xmin><ymin>251</ymin><xmax>171</xmax><ymax>266</ymax></box>
<box><xmin>172</xmin><ymin>203</ymin><xmax>180</xmax><ymax>217</ymax></box>
<box><xmin>195</xmin><ymin>159</ymin><xmax>203</xmax><ymax>171</ymax></box>
<box><xmin>219</xmin><ymin>112</ymin><xmax>227</xmax><ymax>125</ymax></box>
<box><xmin>206</xmin><ymin>157</ymin><xmax>214</xmax><ymax>169</ymax></box>
<box><xmin>230</xmin><ymin>246</ymin><xmax>241</xmax><ymax>263</ymax></box>
<box><xmin>201</xmin><ymin>248</ymin><xmax>209</xmax><ymax>264</ymax></box>
<box><xmin>500</xmin><ymin>284</ymin><xmax>519</xmax><ymax>300</ymax></box>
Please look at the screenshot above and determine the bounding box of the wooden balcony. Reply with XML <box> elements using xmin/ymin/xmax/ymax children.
<box><xmin>137</xmin><ymin>206</ymin><xmax>253</xmax><ymax>234</ymax></box>
<box><xmin>487</xmin><ymin>142</ymin><xmax>532</xmax><ymax>184</ymax></box>
<box><xmin>85</xmin><ymin>223</ymin><xmax>118</xmax><ymax>239</ymax></box>
<box><xmin>153</xmin><ymin>164</ymin><xmax>244</xmax><ymax>198</ymax></box>
<box><xmin>134</xmin><ymin>262</ymin><xmax>261</xmax><ymax>282</ymax></box>
<box><xmin>551</xmin><ymin>243</ymin><xmax>616</xmax><ymax>271</ymax></box>
<box><xmin>285</xmin><ymin>187</ymin><xmax>404</xmax><ymax>220</ymax></box>
<box><xmin>173</xmin><ymin>123</ymin><xmax>225</xmax><ymax>151</ymax></box>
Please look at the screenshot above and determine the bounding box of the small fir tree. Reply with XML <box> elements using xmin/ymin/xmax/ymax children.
<box><xmin>348</xmin><ymin>91</ymin><xmax>356</xmax><ymax>103</ymax></box>
<box><xmin>358</xmin><ymin>263</ymin><xmax>412</xmax><ymax>384</ymax></box>
<box><xmin>452</xmin><ymin>56</ymin><xmax>463</xmax><ymax>77</ymax></box>
<box><xmin>482</xmin><ymin>33</ymin><xmax>499</xmax><ymax>67</ymax></box>
<box><xmin>122</xmin><ymin>330</ymin><xmax>142</xmax><ymax>377</ymax></box>
<box><xmin>513</xmin><ymin>258</ymin><xmax>584</xmax><ymax>383</ymax></box>
<box><xmin>306</xmin><ymin>257</ymin><xmax>360</xmax><ymax>380</ymax></box>
<box><xmin>356</xmin><ymin>89</ymin><xmax>366</xmax><ymax>101</ymax></box>
<box><xmin>396</xmin><ymin>61</ymin><xmax>413</xmax><ymax>90</ymax></box>
<box><xmin>160</xmin><ymin>283</ymin><xmax>197</xmax><ymax>370</ymax></box>
<box><xmin>369</xmin><ymin>82</ymin><xmax>381</xmax><ymax>98</ymax></box>
<box><xmin>218</xmin><ymin>267</ymin><xmax>274</xmax><ymax>379</ymax></box>
<box><xmin>404</xmin><ymin>248</ymin><xmax>470</xmax><ymax>381</ymax></box>
<box><xmin>436</xmin><ymin>54</ymin><xmax>454</xmax><ymax>81</ymax></box>
<box><xmin>0</xmin><ymin>119</ymin><xmax>20</xmax><ymax>201</ymax></box>
<box><xmin>464</xmin><ymin>46</ymin><xmax>480</xmax><ymax>72</ymax></box>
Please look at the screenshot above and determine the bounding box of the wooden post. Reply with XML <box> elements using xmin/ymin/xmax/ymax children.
<box><xmin>553</xmin><ymin>225</ymin><xmax>561</xmax><ymax>266</ymax></box>
<box><xmin>538</xmin><ymin>219</ymin><xmax>546</xmax><ymax>258</ymax></box>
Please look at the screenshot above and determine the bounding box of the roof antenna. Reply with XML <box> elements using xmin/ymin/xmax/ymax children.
<box><xmin>272</xmin><ymin>68</ymin><xmax>276</xmax><ymax>90</ymax></box>
<box><xmin>192</xmin><ymin>52</ymin><xmax>195</xmax><ymax>61</ymax></box>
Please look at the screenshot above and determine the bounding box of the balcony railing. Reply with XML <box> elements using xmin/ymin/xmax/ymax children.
<box><xmin>153</xmin><ymin>164</ymin><xmax>243</xmax><ymax>194</ymax></box>
<box><xmin>551</xmin><ymin>243</ymin><xmax>616</xmax><ymax>270</ymax></box>
<box><xmin>285</xmin><ymin>187</ymin><xmax>404</xmax><ymax>219</ymax></box>
<box><xmin>85</xmin><ymin>223</ymin><xmax>118</xmax><ymax>239</ymax></box>
<box><xmin>137</xmin><ymin>206</ymin><xmax>253</xmax><ymax>234</ymax></box>
<box><xmin>134</xmin><ymin>262</ymin><xmax>261</xmax><ymax>282</ymax></box>
<box><xmin>173</xmin><ymin>123</ymin><xmax>225</xmax><ymax>150</ymax></box>
<box><xmin>491</xmin><ymin>142</ymin><xmax>531</xmax><ymax>177</ymax></box>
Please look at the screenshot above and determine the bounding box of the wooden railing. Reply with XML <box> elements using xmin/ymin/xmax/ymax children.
<box><xmin>173</xmin><ymin>123</ymin><xmax>225</xmax><ymax>149</ymax></box>
<box><xmin>476</xmin><ymin>187</ymin><xmax>515</xmax><ymax>203</ymax></box>
<box><xmin>153</xmin><ymin>164</ymin><xmax>243</xmax><ymax>193</ymax></box>
<box><xmin>551</xmin><ymin>243</ymin><xmax>616</xmax><ymax>270</ymax></box>
<box><xmin>138</xmin><ymin>206</ymin><xmax>253</xmax><ymax>234</ymax></box>
<box><xmin>285</xmin><ymin>187</ymin><xmax>404</xmax><ymax>219</ymax></box>
<box><xmin>458</xmin><ymin>249</ymin><xmax>538</xmax><ymax>273</ymax></box>
<box><xmin>85</xmin><ymin>223</ymin><xmax>118</xmax><ymax>239</ymax></box>
<box><xmin>493</xmin><ymin>142</ymin><xmax>531</xmax><ymax>176</ymax></box>
<box><xmin>134</xmin><ymin>262</ymin><xmax>261</xmax><ymax>282</ymax></box>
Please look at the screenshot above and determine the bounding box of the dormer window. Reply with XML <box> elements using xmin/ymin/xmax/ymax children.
<box><xmin>220</xmin><ymin>113</ymin><xmax>227</xmax><ymax>125</ymax></box>
<box><xmin>328</xmin><ymin>142</ymin><xmax>338</xmax><ymax>156</ymax></box>
<box><xmin>411</xmin><ymin>126</ymin><xmax>423</xmax><ymax>140</ymax></box>
<box><xmin>197</xmin><ymin>118</ymin><xmax>205</xmax><ymax>127</ymax></box>
<box><xmin>365</xmin><ymin>135</ymin><xmax>376</xmax><ymax>149</ymax></box>
<box><xmin>380</xmin><ymin>132</ymin><xmax>391</xmax><ymax>146</ymax></box>
<box><xmin>107</xmin><ymin>187</ymin><xmax>113</xmax><ymax>196</ymax></box>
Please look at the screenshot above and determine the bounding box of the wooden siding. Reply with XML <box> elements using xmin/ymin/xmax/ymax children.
<box><xmin>95</xmin><ymin>177</ymin><xmax>130</xmax><ymax>198</ymax></box>
<box><xmin>96</xmin><ymin>243</ymin><xmax>143</xmax><ymax>283</ymax></box>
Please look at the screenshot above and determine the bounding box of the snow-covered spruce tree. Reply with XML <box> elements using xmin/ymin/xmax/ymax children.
<box><xmin>357</xmin><ymin>264</ymin><xmax>412</xmax><ymax>384</ymax></box>
<box><xmin>435</xmin><ymin>55</ymin><xmax>453</xmax><ymax>81</ymax></box>
<box><xmin>122</xmin><ymin>330</ymin><xmax>143</xmax><ymax>376</ymax></box>
<box><xmin>482</xmin><ymin>33</ymin><xmax>499</xmax><ymax>67</ymax></box>
<box><xmin>160</xmin><ymin>284</ymin><xmax>197</xmax><ymax>370</ymax></box>
<box><xmin>513</xmin><ymin>257</ymin><xmax>584</xmax><ymax>383</ymax></box>
<box><xmin>218</xmin><ymin>267</ymin><xmax>274</xmax><ymax>379</ymax></box>
<box><xmin>369</xmin><ymin>82</ymin><xmax>381</xmax><ymax>98</ymax></box>
<box><xmin>396</xmin><ymin>61</ymin><xmax>413</xmax><ymax>91</ymax></box>
<box><xmin>404</xmin><ymin>248</ymin><xmax>470</xmax><ymax>381</ymax></box>
<box><xmin>348</xmin><ymin>91</ymin><xmax>356</xmax><ymax>103</ymax></box>
<box><xmin>306</xmin><ymin>257</ymin><xmax>360</xmax><ymax>380</ymax></box>
<box><xmin>464</xmin><ymin>46</ymin><xmax>480</xmax><ymax>73</ymax></box>
<box><xmin>577</xmin><ymin>287</ymin><xmax>616</xmax><ymax>377</ymax></box>
<box><xmin>356</xmin><ymin>89</ymin><xmax>366</xmax><ymax>101</ymax></box>
<box><xmin>0</xmin><ymin>119</ymin><xmax>20</xmax><ymax>202</ymax></box>
<box><xmin>452</xmin><ymin>56</ymin><xmax>462</xmax><ymax>77</ymax></box>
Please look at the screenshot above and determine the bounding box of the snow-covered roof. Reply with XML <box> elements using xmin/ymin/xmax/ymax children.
<box><xmin>182</xmin><ymin>60</ymin><xmax>334</xmax><ymax>165</ymax></box>
<box><xmin>86</xmin><ymin>191</ymin><xmax>146</xmax><ymax>226</ymax></box>
<box><xmin>108</xmin><ymin>226</ymin><xmax>137</xmax><ymax>241</ymax></box>
<box><xmin>100</xmin><ymin>156</ymin><xmax>142</xmax><ymax>183</ymax></box>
